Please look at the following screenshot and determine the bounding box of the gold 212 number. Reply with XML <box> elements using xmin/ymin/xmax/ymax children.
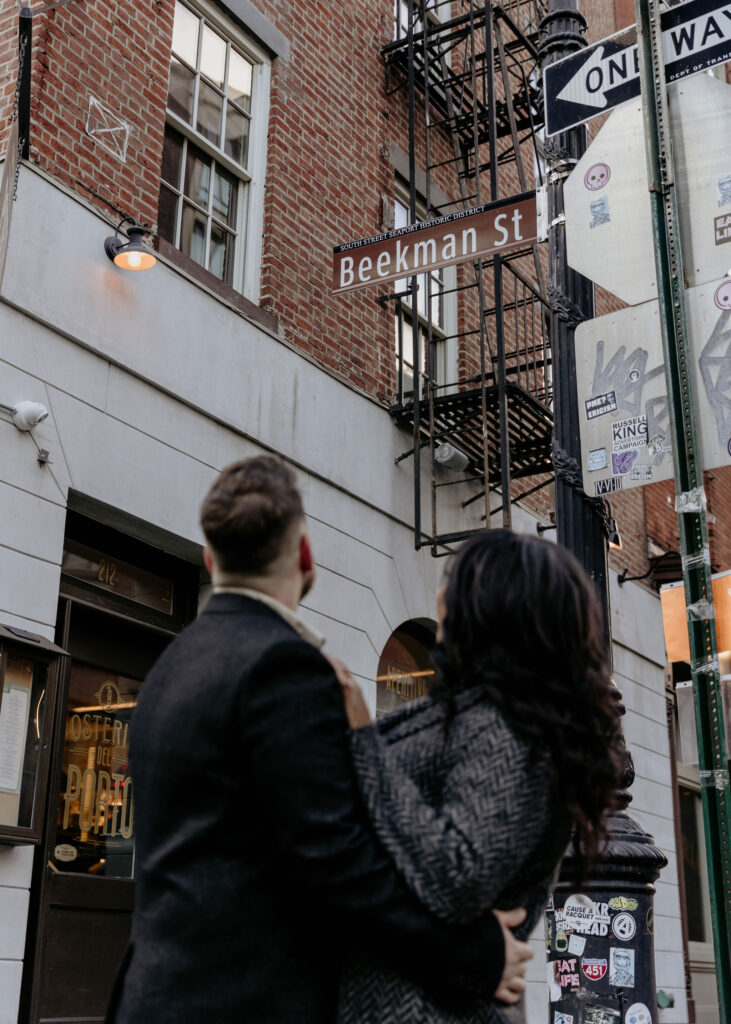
<box><xmin>97</xmin><ymin>558</ymin><xmax>118</xmax><ymax>587</ymax></box>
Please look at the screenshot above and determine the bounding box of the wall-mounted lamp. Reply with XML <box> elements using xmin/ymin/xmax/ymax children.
<box><xmin>0</xmin><ymin>400</ymin><xmax>49</xmax><ymax>431</ymax></box>
<box><xmin>104</xmin><ymin>217</ymin><xmax>156</xmax><ymax>271</ymax></box>
<box><xmin>536</xmin><ymin>521</ymin><xmax>556</xmax><ymax>535</ymax></box>
<box><xmin>606</xmin><ymin>502</ymin><xmax>622</xmax><ymax>551</ymax></box>
<box><xmin>434</xmin><ymin>442</ymin><xmax>470</xmax><ymax>472</ymax></box>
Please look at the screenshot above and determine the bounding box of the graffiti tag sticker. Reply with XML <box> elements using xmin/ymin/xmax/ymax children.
<box><xmin>612</xmin><ymin>912</ymin><xmax>637</xmax><ymax>941</ymax></box>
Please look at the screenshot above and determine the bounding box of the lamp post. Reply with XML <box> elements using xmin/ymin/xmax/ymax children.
<box><xmin>539</xmin><ymin>4</ymin><xmax>667</xmax><ymax>1020</ymax></box>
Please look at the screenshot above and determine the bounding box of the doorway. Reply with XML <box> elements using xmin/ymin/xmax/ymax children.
<box><xmin>22</xmin><ymin>511</ymin><xmax>200</xmax><ymax>1023</ymax></box>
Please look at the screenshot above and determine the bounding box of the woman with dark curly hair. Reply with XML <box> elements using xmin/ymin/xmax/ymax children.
<box><xmin>336</xmin><ymin>529</ymin><xmax>623</xmax><ymax>1024</ymax></box>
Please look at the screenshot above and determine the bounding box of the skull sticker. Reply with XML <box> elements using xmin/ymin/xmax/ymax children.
<box><xmin>585</xmin><ymin>163</ymin><xmax>611</xmax><ymax>191</ymax></box>
<box><xmin>714</xmin><ymin>281</ymin><xmax>731</xmax><ymax>310</ymax></box>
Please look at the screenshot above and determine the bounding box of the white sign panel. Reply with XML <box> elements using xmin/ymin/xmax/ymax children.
<box><xmin>686</xmin><ymin>275</ymin><xmax>731</xmax><ymax>469</ymax></box>
<box><xmin>564</xmin><ymin>100</ymin><xmax>656</xmax><ymax>307</ymax></box>
<box><xmin>671</xmin><ymin>74</ymin><xmax>731</xmax><ymax>290</ymax></box>
<box><xmin>565</xmin><ymin>75</ymin><xmax>731</xmax><ymax>306</ymax></box>
<box><xmin>576</xmin><ymin>302</ymin><xmax>674</xmax><ymax>496</ymax></box>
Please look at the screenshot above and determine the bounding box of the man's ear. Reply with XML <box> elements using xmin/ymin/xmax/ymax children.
<box><xmin>299</xmin><ymin>534</ymin><xmax>313</xmax><ymax>574</ymax></box>
<box><xmin>203</xmin><ymin>546</ymin><xmax>214</xmax><ymax>576</ymax></box>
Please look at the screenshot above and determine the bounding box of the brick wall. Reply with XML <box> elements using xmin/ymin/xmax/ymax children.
<box><xmin>646</xmin><ymin>468</ymin><xmax>731</xmax><ymax>571</ymax></box>
<box><xmin>1</xmin><ymin>0</ymin><xmax>174</xmax><ymax>228</ymax></box>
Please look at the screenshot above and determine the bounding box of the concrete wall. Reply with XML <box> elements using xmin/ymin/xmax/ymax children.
<box><xmin>0</xmin><ymin>168</ymin><xmax>690</xmax><ymax>1024</ymax></box>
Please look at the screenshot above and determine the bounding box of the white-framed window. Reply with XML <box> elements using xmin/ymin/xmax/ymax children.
<box><xmin>158</xmin><ymin>0</ymin><xmax>270</xmax><ymax>299</ymax></box>
<box><xmin>394</xmin><ymin>0</ymin><xmax>450</xmax><ymax>41</ymax></box>
<box><xmin>393</xmin><ymin>187</ymin><xmax>456</xmax><ymax>392</ymax></box>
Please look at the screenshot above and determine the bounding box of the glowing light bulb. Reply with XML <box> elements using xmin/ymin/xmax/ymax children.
<box><xmin>126</xmin><ymin>251</ymin><xmax>143</xmax><ymax>269</ymax></box>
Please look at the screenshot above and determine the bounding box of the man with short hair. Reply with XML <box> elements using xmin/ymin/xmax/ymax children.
<box><xmin>107</xmin><ymin>456</ymin><xmax>532</xmax><ymax>1023</ymax></box>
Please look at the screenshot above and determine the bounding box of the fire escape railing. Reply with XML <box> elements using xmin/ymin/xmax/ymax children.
<box><xmin>382</xmin><ymin>0</ymin><xmax>554</xmax><ymax>552</ymax></box>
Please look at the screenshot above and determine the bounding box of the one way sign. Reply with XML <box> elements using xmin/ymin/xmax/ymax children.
<box><xmin>544</xmin><ymin>0</ymin><xmax>731</xmax><ymax>136</ymax></box>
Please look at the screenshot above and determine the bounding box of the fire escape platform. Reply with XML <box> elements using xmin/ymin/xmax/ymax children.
<box><xmin>390</xmin><ymin>382</ymin><xmax>553</xmax><ymax>485</ymax></box>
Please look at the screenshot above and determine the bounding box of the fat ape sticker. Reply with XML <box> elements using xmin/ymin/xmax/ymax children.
<box><xmin>585</xmin><ymin>163</ymin><xmax>611</xmax><ymax>191</ymax></box>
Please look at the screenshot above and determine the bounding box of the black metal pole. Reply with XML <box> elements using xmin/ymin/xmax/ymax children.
<box><xmin>539</xmin><ymin>0</ymin><xmax>610</xmax><ymax>634</ymax></box>
<box><xmin>539</xmin><ymin>4</ymin><xmax>667</xmax><ymax>1020</ymax></box>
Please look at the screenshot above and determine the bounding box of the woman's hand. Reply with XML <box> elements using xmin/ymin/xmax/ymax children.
<box><xmin>325</xmin><ymin>653</ymin><xmax>373</xmax><ymax>728</ymax></box>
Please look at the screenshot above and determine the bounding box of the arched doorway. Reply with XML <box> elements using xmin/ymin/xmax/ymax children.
<box><xmin>376</xmin><ymin>618</ymin><xmax>437</xmax><ymax>717</ymax></box>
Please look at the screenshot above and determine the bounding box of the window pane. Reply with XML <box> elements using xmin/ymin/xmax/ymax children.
<box><xmin>196</xmin><ymin>79</ymin><xmax>223</xmax><ymax>146</ymax></box>
<box><xmin>228</xmin><ymin>50</ymin><xmax>252</xmax><ymax>111</ymax></box>
<box><xmin>679</xmin><ymin>787</ymin><xmax>709</xmax><ymax>942</ymax></box>
<box><xmin>172</xmin><ymin>0</ymin><xmax>199</xmax><ymax>67</ymax></box>
<box><xmin>209</xmin><ymin>222</ymin><xmax>235</xmax><ymax>284</ymax></box>
<box><xmin>200</xmin><ymin>24</ymin><xmax>226</xmax><ymax>88</ymax></box>
<box><xmin>168</xmin><ymin>56</ymin><xmax>195</xmax><ymax>122</ymax></box>
<box><xmin>157</xmin><ymin>184</ymin><xmax>178</xmax><ymax>244</ymax></box>
<box><xmin>224</xmin><ymin>105</ymin><xmax>249</xmax><ymax>165</ymax></box>
<box><xmin>184</xmin><ymin>144</ymin><xmax>211</xmax><ymax>208</ymax></box>
<box><xmin>180</xmin><ymin>203</ymin><xmax>207</xmax><ymax>267</ymax></box>
<box><xmin>212</xmin><ymin>165</ymin><xmax>237</xmax><ymax>227</ymax></box>
<box><xmin>53</xmin><ymin>663</ymin><xmax>140</xmax><ymax>878</ymax></box>
<box><xmin>161</xmin><ymin>127</ymin><xmax>183</xmax><ymax>187</ymax></box>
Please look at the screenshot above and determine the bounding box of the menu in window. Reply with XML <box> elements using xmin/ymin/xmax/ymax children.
<box><xmin>0</xmin><ymin>685</ymin><xmax>30</xmax><ymax>794</ymax></box>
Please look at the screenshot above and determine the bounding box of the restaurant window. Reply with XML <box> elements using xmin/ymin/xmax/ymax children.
<box><xmin>158</xmin><ymin>0</ymin><xmax>270</xmax><ymax>297</ymax></box>
<box><xmin>51</xmin><ymin>512</ymin><xmax>200</xmax><ymax>878</ymax></box>
<box><xmin>376</xmin><ymin>619</ymin><xmax>437</xmax><ymax>717</ymax></box>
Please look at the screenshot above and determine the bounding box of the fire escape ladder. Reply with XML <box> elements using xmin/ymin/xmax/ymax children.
<box><xmin>383</xmin><ymin>0</ymin><xmax>553</xmax><ymax>553</ymax></box>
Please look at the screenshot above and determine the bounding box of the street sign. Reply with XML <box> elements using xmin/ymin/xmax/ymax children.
<box><xmin>686</xmin><ymin>274</ymin><xmax>731</xmax><ymax>469</ymax></box>
<box><xmin>576</xmin><ymin>280</ymin><xmax>731</xmax><ymax>494</ymax></box>
<box><xmin>576</xmin><ymin>302</ymin><xmax>674</xmax><ymax>497</ymax></box>
<box><xmin>332</xmin><ymin>191</ymin><xmax>536</xmax><ymax>295</ymax></box>
<box><xmin>564</xmin><ymin>99</ymin><xmax>656</xmax><ymax>306</ymax></box>
<box><xmin>544</xmin><ymin>0</ymin><xmax>731</xmax><ymax>136</ymax></box>
<box><xmin>565</xmin><ymin>74</ymin><xmax>731</xmax><ymax>305</ymax></box>
<box><xmin>671</xmin><ymin>74</ymin><xmax>731</xmax><ymax>290</ymax></box>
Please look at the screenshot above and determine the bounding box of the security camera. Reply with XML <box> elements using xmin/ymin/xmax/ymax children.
<box><xmin>12</xmin><ymin>401</ymin><xmax>49</xmax><ymax>431</ymax></box>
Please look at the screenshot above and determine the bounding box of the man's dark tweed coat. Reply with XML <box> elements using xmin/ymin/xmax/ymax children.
<box><xmin>338</xmin><ymin>687</ymin><xmax>572</xmax><ymax>1024</ymax></box>
<box><xmin>106</xmin><ymin>593</ymin><xmax>504</xmax><ymax>1024</ymax></box>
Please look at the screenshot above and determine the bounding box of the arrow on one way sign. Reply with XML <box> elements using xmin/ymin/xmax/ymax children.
<box><xmin>545</xmin><ymin>0</ymin><xmax>731</xmax><ymax>135</ymax></box>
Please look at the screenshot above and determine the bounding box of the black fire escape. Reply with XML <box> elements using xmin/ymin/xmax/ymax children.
<box><xmin>383</xmin><ymin>0</ymin><xmax>553</xmax><ymax>551</ymax></box>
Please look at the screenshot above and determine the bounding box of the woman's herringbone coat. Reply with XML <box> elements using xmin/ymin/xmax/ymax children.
<box><xmin>338</xmin><ymin>685</ymin><xmax>571</xmax><ymax>1024</ymax></box>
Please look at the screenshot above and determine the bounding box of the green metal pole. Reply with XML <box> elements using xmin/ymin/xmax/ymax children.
<box><xmin>633</xmin><ymin>0</ymin><xmax>731</xmax><ymax>1014</ymax></box>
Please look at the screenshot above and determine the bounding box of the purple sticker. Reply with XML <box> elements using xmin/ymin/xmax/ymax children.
<box><xmin>612</xmin><ymin>450</ymin><xmax>638</xmax><ymax>475</ymax></box>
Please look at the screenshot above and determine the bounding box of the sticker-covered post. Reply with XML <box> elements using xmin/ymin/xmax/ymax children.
<box><xmin>633</xmin><ymin>0</ymin><xmax>731</xmax><ymax>1013</ymax></box>
<box><xmin>540</xmin><ymin>4</ymin><xmax>668</xmax><ymax>1022</ymax></box>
